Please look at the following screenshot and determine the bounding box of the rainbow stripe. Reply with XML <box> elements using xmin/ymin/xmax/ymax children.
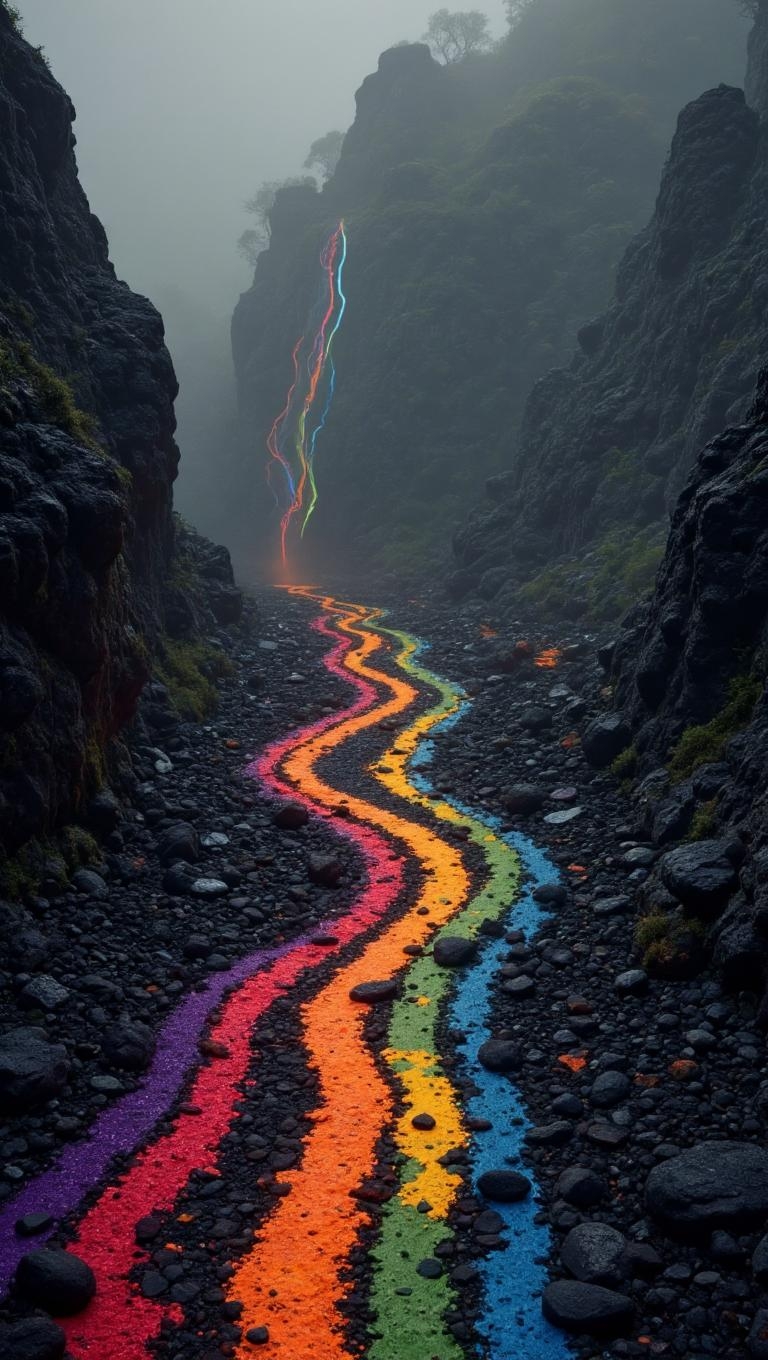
<box><xmin>0</xmin><ymin>590</ymin><xmax>568</xmax><ymax>1360</ymax></box>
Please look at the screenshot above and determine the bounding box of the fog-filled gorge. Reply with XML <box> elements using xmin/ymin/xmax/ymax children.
<box><xmin>3</xmin><ymin>5</ymin><xmax>768</xmax><ymax>1360</ymax></box>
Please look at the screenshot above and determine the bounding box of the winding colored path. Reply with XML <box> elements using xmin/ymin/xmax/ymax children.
<box><xmin>1</xmin><ymin>588</ymin><xmax>567</xmax><ymax>1360</ymax></box>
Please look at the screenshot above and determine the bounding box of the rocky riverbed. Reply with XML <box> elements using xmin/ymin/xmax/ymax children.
<box><xmin>0</xmin><ymin>584</ymin><xmax>767</xmax><ymax>1360</ymax></box>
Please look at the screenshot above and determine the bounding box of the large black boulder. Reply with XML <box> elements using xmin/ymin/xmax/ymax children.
<box><xmin>646</xmin><ymin>1141</ymin><xmax>768</xmax><ymax>1233</ymax></box>
<box><xmin>15</xmin><ymin>1249</ymin><xmax>96</xmax><ymax>1316</ymax></box>
<box><xmin>0</xmin><ymin>1028</ymin><xmax>69</xmax><ymax>1114</ymax></box>
<box><xmin>660</xmin><ymin>839</ymin><xmax>739</xmax><ymax>914</ymax></box>
<box><xmin>542</xmin><ymin>1279</ymin><xmax>633</xmax><ymax>1336</ymax></box>
<box><xmin>582</xmin><ymin>715</ymin><xmax>632</xmax><ymax>769</ymax></box>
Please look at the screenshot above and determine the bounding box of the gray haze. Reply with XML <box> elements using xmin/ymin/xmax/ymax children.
<box><xmin>15</xmin><ymin>0</ymin><xmax>507</xmax><ymax>524</ymax></box>
<box><xmin>15</xmin><ymin>0</ymin><xmax>508</xmax><ymax>311</ymax></box>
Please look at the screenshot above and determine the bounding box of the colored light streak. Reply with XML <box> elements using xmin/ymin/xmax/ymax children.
<box><xmin>266</xmin><ymin>223</ymin><xmax>348</xmax><ymax>564</ymax></box>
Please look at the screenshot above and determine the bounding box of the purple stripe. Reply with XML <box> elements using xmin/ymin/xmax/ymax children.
<box><xmin>0</xmin><ymin>932</ymin><xmax>314</xmax><ymax>1288</ymax></box>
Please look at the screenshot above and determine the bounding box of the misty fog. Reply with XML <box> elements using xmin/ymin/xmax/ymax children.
<box><xmin>14</xmin><ymin>0</ymin><xmax>508</xmax><ymax>525</ymax></box>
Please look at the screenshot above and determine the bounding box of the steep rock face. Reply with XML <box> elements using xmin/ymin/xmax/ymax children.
<box><xmin>607</xmin><ymin>370</ymin><xmax>768</xmax><ymax>997</ymax></box>
<box><xmin>454</xmin><ymin>8</ymin><xmax>768</xmax><ymax>614</ymax></box>
<box><xmin>0</xmin><ymin>11</ymin><xmax>236</xmax><ymax>855</ymax></box>
<box><xmin>224</xmin><ymin>0</ymin><xmax>747</xmax><ymax>578</ymax></box>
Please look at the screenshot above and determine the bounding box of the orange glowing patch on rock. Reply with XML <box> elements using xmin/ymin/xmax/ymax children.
<box><xmin>634</xmin><ymin>1073</ymin><xmax>660</xmax><ymax>1088</ymax></box>
<box><xmin>535</xmin><ymin>647</ymin><xmax>562</xmax><ymax>669</ymax></box>
<box><xmin>669</xmin><ymin>1059</ymin><xmax>699</xmax><ymax>1081</ymax></box>
<box><xmin>225</xmin><ymin>739</ymin><xmax>241</xmax><ymax>750</ymax></box>
<box><xmin>561</xmin><ymin>732</ymin><xmax>581</xmax><ymax>749</ymax></box>
<box><xmin>557</xmin><ymin>1054</ymin><xmax>587</xmax><ymax>1072</ymax></box>
<box><xmin>479</xmin><ymin>624</ymin><xmax>498</xmax><ymax>639</ymax></box>
<box><xmin>567</xmin><ymin>864</ymin><xmax>587</xmax><ymax>874</ymax></box>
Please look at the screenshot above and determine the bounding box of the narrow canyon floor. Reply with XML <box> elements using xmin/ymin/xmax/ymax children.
<box><xmin>1</xmin><ymin>584</ymin><xmax>767</xmax><ymax>1360</ymax></box>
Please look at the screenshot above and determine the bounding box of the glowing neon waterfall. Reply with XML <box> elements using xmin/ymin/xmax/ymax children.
<box><xmin>267</xmin><ymin>220</ymin><xmax>348</xmax><ymax>565</ymax></box>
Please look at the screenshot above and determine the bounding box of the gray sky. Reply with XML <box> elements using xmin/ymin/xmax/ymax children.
<box><xmin>16</xmin><ymin>0</ymin><xmax>508</xmax><ymax>316</ymax></box>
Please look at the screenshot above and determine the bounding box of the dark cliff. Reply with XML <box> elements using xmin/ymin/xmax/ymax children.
<box><xmin>0</xmin><ymin>8</ymin><xmax>239</xmax><ymax>867</ymax></box>
<box><xmin>454</xmin><ymin>6</ymin><xmax>768</xmax><ymax>620</ymax></box>
<box><xmin>221</xmin><ymin>0</ymin><xmax>747</xmax><ymax>579</ymax></box>
<box><xmin>592</xmin><ymin>369</ymin><xmax>768</xmax><ymax>1002</ymax></box>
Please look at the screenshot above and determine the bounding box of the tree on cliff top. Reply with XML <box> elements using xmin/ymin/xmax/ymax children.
<box><xmin>423</xmin><ymin>9</ymin><xmax>492</xmax><ymax>62</ymax></box>
<box><xmin>237</xmin><ymin>176</ymin><xmax>316</xmax><ymax>265</ymax></box>
<box><xmin>304</xmin><ymin>131</ymin><xmax>345</xmax><ymax>183</ymax></box>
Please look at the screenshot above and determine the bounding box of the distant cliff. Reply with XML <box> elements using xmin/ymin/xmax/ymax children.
<box><xmin>454</xmin><ymin>5</ymin><xmax>768</xmax><ymax>620</ymax></box>
<box><xmin>221</xmin><ymin>0</ymin><xmax>747</xmax><ymax>578</ymax></box>
<box><xmin>0</xmin><ymin>6</ymin><xmax>239</xmax><ymax>870</ymax></box>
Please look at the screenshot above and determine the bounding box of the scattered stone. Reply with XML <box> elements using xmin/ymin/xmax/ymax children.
<box><xmin>433</xmin><ymin>937</ymin><xmax>478</xmax><ymax>968</ymax></box>
<box><xmin>544</xmin><ymin>807</ymin><xmax>583</xmax><ymax>825</ymax></box>
<box><xmin>416</xmin><ymin>1258</ymin><xmax>443</xmax><ymax>1279</ymax></box>
<box><xmin>273</xmin><ymin>803</ymin><xmax>309</xmax><ymax>830</ymax></box>
<box><xmin>477</xmin><ymin>1039</ymin><xmax>522</xmax><ymax>1072</ymax></box>
<box><xmin>101</xmin><ymin>1018</ymin><xmax>156</xmax><ymax>1073</ymax></box>
<box><xmin>70</xmin><ymin>869</ymin><xmax>108</xmax><ymax>898</ymax></box>
<box><xmin>411</xmin><ymin>1113</ymin><xmax>436</xmax><ymax>1131</ymax></box>
<box><xmin>614</xmin><ymin>969</ymin><xmax>648</xmax><ymax>996</ymax></box>
<box><xmin>15</xmin><ymin>1249</ymin><xmax>97</xmax><ymax>1316</ymax></box>
<box><xmin>542</xmin><ymin>1279</ymin><xmax>633</xmax><ymax>1336</ymax></box>
<box><xmin>190</xmin><ymin>878</ymin><xmax>229</xmax><ymax>898</ymax></box>
<box><xmin>350</xmin><ymin>980</ymin><xmax>398</xmax><ymax>1004</ymax></box>
<box><xmin>503</xmin><ymin>974</ymin><xmax>536</xmax><ymax>998</ymax></box>
<box><xmin>18</xmin><ymin>976</ymin><xmax>70</xmax><ymax>1012</ymax></box>
<box><xmin>589</xmin><ymin>1071</ymin><xmax>631</xmax><ymax>1108</ymax></box>
<box><xmin>561</xmin><ymin>1223</ymin><xmax>627</xmax><ymax>1287</ymax></box>
<box><xmin>532</xmin><ymin>883</ymin><xmax>568</xmax><ymax>906</ymax></box>
<box><xmin>245</xmin><ymin>1326</ymin><xmax>270</xmax><ymax>1345</ymax></box>
<box><xmin>503</xmin><ymin>785</ymin><xmax>545</xmax><ymax>815</ymax></box>
<box><xmin>157</xmin><ymin>822</ymin><xmax>200</xmax><ymax>865</ymax></box>
<box><xmin>308</xmin><ymin>854</ymin><xmax>342</xmax><ymax>887</ymax></box>
<box><xmin>582</xmin><ymin>715</ymin><xmax>632</xmax><ymax>769</ymax></box>
<box><xmin>477</xmin><ymin>1169</ymin><xmax>531</xmax><ymax>1202</ymax></box>
<box><xmin>556</xmin><ymin>1167</ymin><xmax>608</xmax><ymax>1208</ymax></box>
<box><xmin>0</xmin><ymin>1028</ymin><xmax>69</xmax><ymax>1113</ymax></box>
<box><xmin>646</xmin><ymin>1141</ymin><xmax>768</xmax><ymax>1233</ymax></box>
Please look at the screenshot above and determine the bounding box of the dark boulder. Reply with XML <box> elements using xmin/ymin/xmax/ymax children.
<box><xmin>101</xmin><ymin>1018</ymin><xmax>156</xmax><ymax>1073</ymax></box>
<box><xmin>0</xmin><ymin>1317</ymin><xmax>67</xmax><ymax>1360</ymax></box>
<box><xmin>15</xmin><ymin>1249</ymin><xmax>96</xmax><ymax>1315</ymax></box>
<box><xmin>433</xmin><ymin>936</ymin><xmax>478</xmax><ymax>968</ymax></box>
<box><xmin>477</xmin><ymin>1039</ymin><xmax>523</xmax><ymax>1073</ymax></box>
<box><xmin>503</xmin><ymin>785</ymin><xmax>546</xmax><ymax>815</ymax></box>
<box><xmin>157</xmin><ymin>822</ymin><xmax>200</xmax><ymax>866</ymax></box>
<box><xmin>660</xmin><ymin>839</ymin><xmax>739</xmax><ymax>914</ymax></box>
<box><xmin>582</xmin><ymin>715</ymin><xmax>632</xmax><ymax>768</ymax></box>
<box><xmin>0</xmin><ymin>1027</ymin><xmax>69</xmax><ymax>1113</ymax></box>
<box><xmin>560</xmin><ymin>1223</ymin><xmax>627</xmax><ymax>1287</ymax></box>
<box><xmin>273</xmin><ymin>803</ymin><xmax>309</xmax><ymax>831</ymax></box>
<box><xmin>646</xmin><ymin>1141</ymin><xmax>768</xmax><ymax>1233</ymax></box>
<box><xmin>555</xmin><ymin>1167</ymin><xmax>608</xmax><ymax>1209</ymax></box>
<box><xmin>542</xmin><ymin>1280</ymin><xmax>633</xmax><ymax>1336</ymax></box>
<box><xmin>477</xmin><ymin>1169</ymin><xmax>531</xmax><ymax>1202</ymax></box>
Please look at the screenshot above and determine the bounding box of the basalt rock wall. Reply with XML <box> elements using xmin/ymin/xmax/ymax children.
<box><xmin>0</xmin><ymin>9</ymin><xmax>239</xmax><ymax>858</ymax></box>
